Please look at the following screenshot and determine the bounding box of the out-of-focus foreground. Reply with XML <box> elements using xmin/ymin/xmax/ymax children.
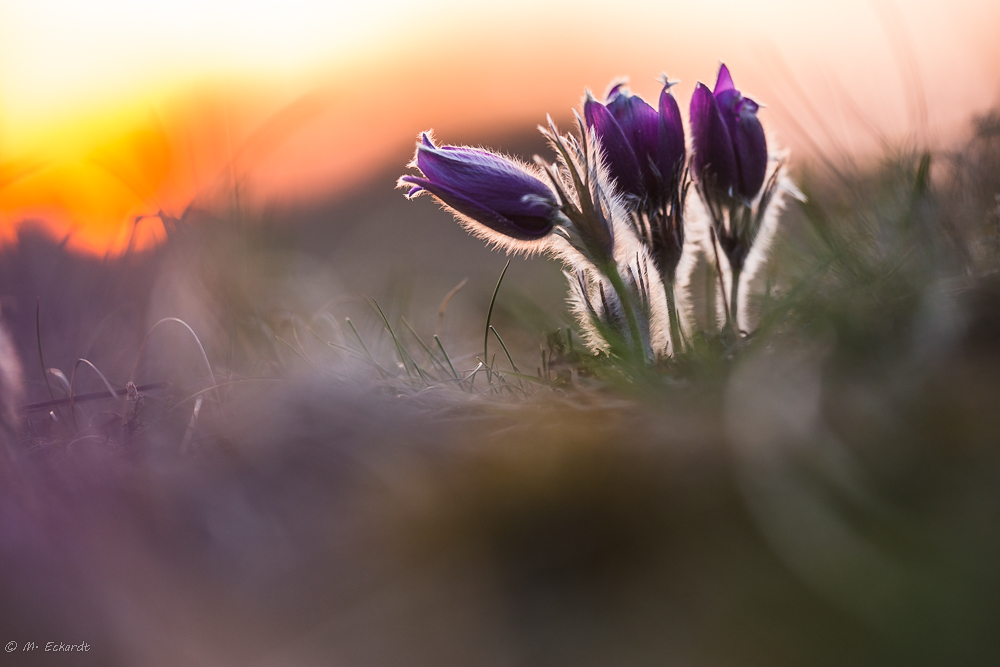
<box><xmin>0</xmin><ymin>108</ymin><xmax>999</xmax><ymax>666</ymax></box>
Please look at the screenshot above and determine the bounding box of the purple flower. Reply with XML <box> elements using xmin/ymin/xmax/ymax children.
<box><xmin>400</xmin><ymin>133</ymin><xmax>560</xmax><ymax>241</ymax></box>
<box><xmin>690</xmin><ymin>64</ymin><xmax>767</xmax><ymax>201</ymax></box>
<box><xmin>584</xmin><ymin>81</ymin><xmax>686</xmax><ymax>208</ymax></box>
<box><xmin>655</xmin><ymin>83</ymin><xmax>686</xmax><ymax>197</ymax></box>
<box><xmin>584</xmin><ymin>92</ymin><xmax>645</xmax><ymax>201</ymax></box>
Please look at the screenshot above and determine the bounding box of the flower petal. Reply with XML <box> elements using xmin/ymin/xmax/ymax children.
<box><xmin>607</xmin><ymin>92</ymin><xmax>661</xmax><ymax>196</ymax></box>
<box><xmin>415</xmin><ymin>142</ymin><xmax>555</xmax><ymax>217</ymax></box>
<box><xmin>403</xmin><ymin>134</ymin><xmax>560</xmax><ymax>241</ymax></box>
<box><xmin>714</xmin><ymin>63</ymin><xmax>736</xmax><ymax>95</ymax></box>
<box><xmin>656</xmin><ymin>86</ymin><xmax>686</xmax><ymax>185</ymax></box>
<box><xmin>690</xmin><ymin>82</ymin><xmax>737</xmax><ymax>193</ymax></box>
<box><xmin>584</xmin><ymin>95</ymin><xmax>645</xmax><ymax>200</ymax></box>
<box><xmin>732</xmin><ymin>107</ymin><xmax>768</xmax><ymax>199</ymax></box>
<box><xmin>606</xmin><ymin>82</ymin><xmax>628</xmax><ymax>102</ymax></box>
<box><xmin>402</xmin><ymin>175</ymin><xmax>554</xmax><ymax>240</ymax></box>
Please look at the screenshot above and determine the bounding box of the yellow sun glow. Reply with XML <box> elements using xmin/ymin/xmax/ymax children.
<box><xmin>1</xmin><ymin>0</ymin><xmax>997</xmax><ymax>253</ymax></box>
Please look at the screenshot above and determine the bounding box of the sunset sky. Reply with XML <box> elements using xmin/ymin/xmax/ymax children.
<box><xmin>1</xmin><ymin>0</ymin><xmax>998</xmax><ymax>253</ymax></box>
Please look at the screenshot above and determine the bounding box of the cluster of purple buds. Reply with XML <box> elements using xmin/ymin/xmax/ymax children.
<box><xmin>400</xmin><ymin>63</ymin><xmax>784</xmax><ymax>361</ymax></box>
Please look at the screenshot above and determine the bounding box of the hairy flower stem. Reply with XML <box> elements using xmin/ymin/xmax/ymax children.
<box><xmin>663</xmin><ymin>279</ymin><xmax>683</xmax><ymax>355</ymax></box>
<box><xmin>729</xmin><ymin>266</ymin><xmax>742</xmax><ymax>337</ymax></box>
<box><xmin>601</xmin><ymin>262</ymin><xmax>645</xmax><ymax>362</ymax></box>
<box><xmin>709</xmin><ymin>225</ymin><xmax>732</xmax><ymax>331</ymax></box>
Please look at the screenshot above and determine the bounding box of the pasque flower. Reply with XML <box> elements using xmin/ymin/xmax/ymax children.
<box><xmin>399</xmin><ymin>133</ymin><xmax>560</xmax><ymax>241</ymax></box>
<box><xmin>584</xmin><ymin>81</ymin><xmax>686</xmax><ymax>209</ymax></box>
<box><xmin>400</xmin><ymin>63</ymin><xmax>792</xmax><ymax>359</ymax></box>
<box><xmin>690</xmin><ymin>64</ymin><xmax>767</xmax><ymax>201</ymax></box>
<box><xmin>584</xmin><ymin>80</ymin><xmax>689</xmax><ymax>353</ymax></box>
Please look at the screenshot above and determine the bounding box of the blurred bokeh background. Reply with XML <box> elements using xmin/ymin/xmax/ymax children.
<box><xmin>1</xmin><ymin>0</ymin><xmax>998</xmax><ymax>252</ymax></box>
<box><xmin>2</xmin><ymin>3</ymin><xmax>1000</xmax><ymax>666</ymax></box>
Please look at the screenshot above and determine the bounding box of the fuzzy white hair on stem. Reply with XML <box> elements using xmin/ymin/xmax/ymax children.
<box><xmin>566</xmin><ymin>267</ymin><xmax>614</xmax><ymax>354</ymax></box>
<box><xmin>691</xmin><ymin>138</ymin><xmax>802</xmax><ymax>333</ymax></box>
<box><xmin>738</xmin><ymin>156</ymin><xmax>802</xmax><ymax>329</ymax></box>
<box><xmin>536</xmin><ymin>114</ymin><xmax>643</xmax><ymax>271</ymax></box>
<box><xmin>565</xmin><ymin>247</ymin><xmax>669</xmax><ymax>359</ymax></box>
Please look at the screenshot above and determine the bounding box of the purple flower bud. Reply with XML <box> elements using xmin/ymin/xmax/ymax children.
<box><xmin>587</xmin><ymin>84</ymin><xmax>686</xmax><ymax>208</ymax></box>
<box><xmin>400</xmin><ymin>133</ymin><xmax>560</xmax><ymax>241</ymax></box>
<box><xmin>607</xmin><ymin>88</ymin><xmax>660</xmax><ymax>198</ymax></box>
<box><xmin>584</xmin><ymin>93</ymin><xmax>645</xmax><ymax>201</ymax></box>
<box><xmin>690</xmin><ymin>82</ymin><xmax>737</xmax><ymax>194</ymax></box>
<box><xmin>657</xmin><ymin>84</ymin><xmax>686</xmax><ymax>189</ymax></box>
<box><xmin>690</xmin><ymin>64</ymin><xmax>767</xmax><ymax>200</ymax></box>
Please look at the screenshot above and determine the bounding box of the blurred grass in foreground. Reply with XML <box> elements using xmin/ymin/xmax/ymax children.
<box><xmin>0</xmin><ymin>110</ymin><xmax>999</xmax><ymax>666</ymax></box>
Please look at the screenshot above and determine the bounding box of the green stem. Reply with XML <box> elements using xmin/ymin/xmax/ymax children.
<box><xmin>709</xmin><ymin>226</ymin><xmax>731</xmax><ymax>331</ymax></box>
<box><xmin>730</xmin><ymin>266</ymin><xmax>742</xmax><ymax>337</ymax></box>
<box><xmin>663</xmin><ymin>278</ymin><xmax>683</xmax><ymax>356</ymax></box>
<box><xmin>483</xmin><ymin>260</ymin><xmax>510</xmax><ymax>386</ymax></box>
<box><xmin>603</xmin><ymin>263</ymin><xmax>645</xmax><ymax>362</ymax></box>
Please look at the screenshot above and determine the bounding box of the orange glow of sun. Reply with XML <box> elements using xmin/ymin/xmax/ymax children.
<box><xmin>1</xmin><ymin>0</ymin><xmax>998</xmax><ymax>255</ymax></box>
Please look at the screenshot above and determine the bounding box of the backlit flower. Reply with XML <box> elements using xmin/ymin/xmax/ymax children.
<box><xmin>690</xmin><ymin>64</ymin><xmax>767</xmax><ymax>201</ymax></box>
<box><xmin>400</xmin><ymin>133</ymin><xmax>560</xmax><ymax>241</ymax></box>
<box><xmin>584</xmin><ymin>81</ymin><xmax>686</xmax><ymax>209</ymax></box>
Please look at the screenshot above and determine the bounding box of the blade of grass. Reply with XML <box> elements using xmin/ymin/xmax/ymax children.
<box><xmin>130</xmin><ymin>317</ymin><xmax>221</xmax><ymax>414</ymax></box>
<box><xmin>47</xmin><ymin>368</ymin><xmax>71</xmax><ymax>396</ymax></box>
<box><xmin>371</xmin><ymin>298</ymin><xmax>414</xmax><ymax>379</ymax></box>
<box><xmin>275</xmin><ymin>335</ymin><xmax>312</xmax><ymax>366</ymax></box>
<box><xmin>434</xmin><ymin>335</ymin><xmax>460</xmax><ymax>380</ymax></box>
<box><xmin>129</xmin><ymin>378</ymin><xmax>282</xmax><ymax>441</ymax></box>
<box><xmin>290</xmin><ymin>315</ymin><xmax>344</xmax><ymax>367</ymax></box>
<box><xmin>401</xmin><ymin>316</ymin><xmax>447</xmax><ymax>374</ymax></box>
<box><xmin>412</xmin><ymin>361</ymin><xmax>436</xmax><ymax>385</ymax></box>
<box><xmin>484</xmin><ymin>260</ymin><xmax>511</xmax><ymax>386</ymax></box>
<box><xmin>490</xmin><ymin>326</ymin><xmax>520</xmax><ymax>373</ymax></box>
<box><xmin>324</xmin><ymin>340</ymin><xmax>369</xmax><ymax>362</ymax></box>
<box><xmin>180</xmin><ymin>396</ymin><xmax>204</xmax><ymax>454</ymax></box>
<box><xmin>345</xmin><ymin>317</ymin><xmax>390</xmax><ymax>378</ymax></box>
<box><xmin>292</xmin><ymin>314</ymin><xmax>364</xmax><ymax>364</ymax></box>
<box><xmin>467</xmin><ymin>360</ymin><xmax>485</xmax><ymax>390</ymax></box>
<box><xmin>68</xmin><ymin>358</ymin><xmax>120</xmax><ymax>432</ymax></box>
<box><xmin>21</xmin><ymin>382</ymin><xmax>169</xmax><ymax>413</ymax></box>
<box><xmin>708</xmin><ymin>226</ymin><xmax>733</xmax><ymax>333</ymax></box>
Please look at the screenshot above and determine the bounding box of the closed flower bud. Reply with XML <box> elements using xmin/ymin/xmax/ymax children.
<box><xmin>584</xmin><ymin>92</ymin><xmax>645</xmax><ymax>202</ymax></box>
<box><xmin>399</xmin><ymin>133</ymin><xmax>560</xmax><ymax>242</ymax></box>
<box><xmin>606</xmin><ymin>86</ymin><xmax>659</xmax><ymax>198</ymax></box>
<box><xmin>656</xmin><ymin>83</ymin><xmax>686</xmax><ymax>194</ymax></box>
<box><xmin>690</xmin><ymin>64</ymin><xmax>767</xmax><ymax>201</ymax></box>
<box><xmin>587</xmin><ymin>82</ymin><xmax>686</xmax><ymax>209</ymax></box>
